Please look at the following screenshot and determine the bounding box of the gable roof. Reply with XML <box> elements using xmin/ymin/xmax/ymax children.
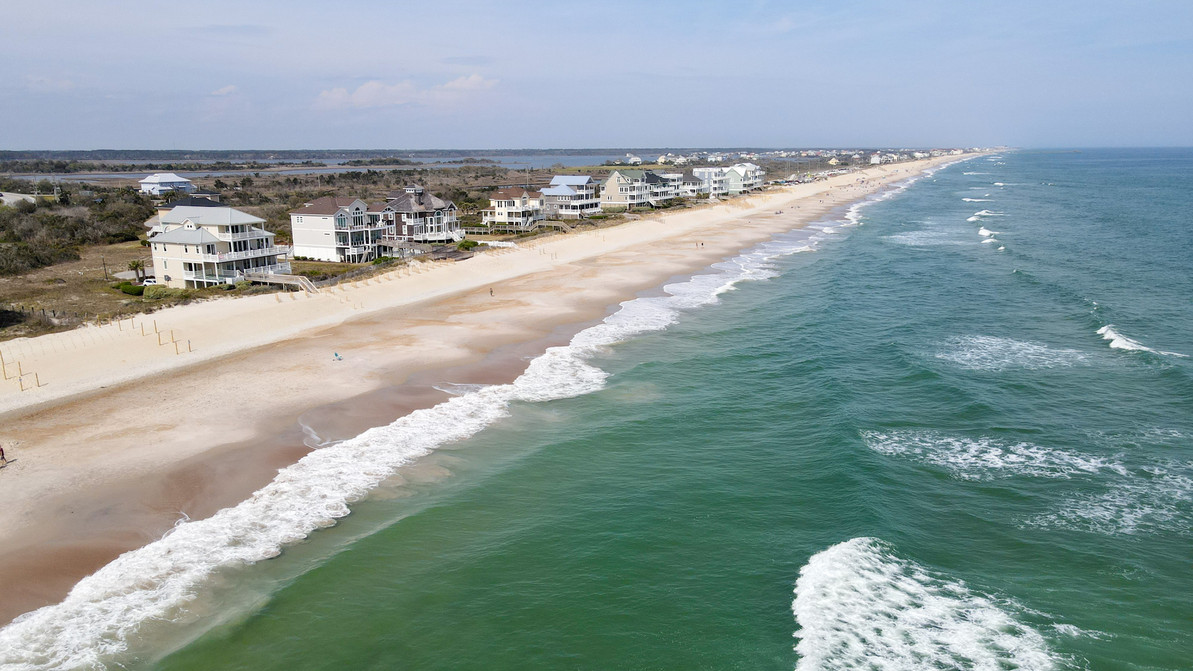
<box><xmin>150</xmin><ymin>226</ymin><xmax>221</xmax><ymax>245</ymax></box>
<box><xmin>289</xmin><ymin>196</ymin><xmax>367</xmax><ymax>216</ymax></box>
<box><xmin>541</xmin><ymin>184</ymin><xmax>578</xmax><ymax>197</ymax></box>
<box><xmin>160</xmin><ymin>206</ymin><xmax>264</xmax><ymax>226</ymax></box>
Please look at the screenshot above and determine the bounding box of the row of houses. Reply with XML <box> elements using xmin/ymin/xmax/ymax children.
<box><xmin>480</xmin><ymin>164</ymin><xmax>765</xmax><ymax>230</ymax></box>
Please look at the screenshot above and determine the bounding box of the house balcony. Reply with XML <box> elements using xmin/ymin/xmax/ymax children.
<box><xmin>197</xmin><ymin>245</ymin><xmax>290</xmax><ymax>263</ymax></box>
<box><xmin>181</xmin><ymin>261</ymin><xmax>292</xmax><ymax>283</ymax></box>
<box><xmin>214</xmin><ymin>229</ymin><xmax>272</xmax><ymax>242</ymax></box>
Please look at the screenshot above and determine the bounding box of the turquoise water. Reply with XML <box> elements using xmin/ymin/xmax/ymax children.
<box><xmin>5</xmin><ymin>151</ymin><xmax>1191</xmax><ymax>669</ymax></box>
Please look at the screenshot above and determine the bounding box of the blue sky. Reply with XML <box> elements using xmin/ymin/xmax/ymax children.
<box><xmin>2</xmin><ymin>1</ymin><xmax>1191</xmax><ymax>149</ymax></box>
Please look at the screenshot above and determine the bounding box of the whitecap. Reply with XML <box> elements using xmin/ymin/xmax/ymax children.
<box><xmin>861</xmin><ymin>430</ymin><xmax>1126</xmax><ymax>480</ymax></box>
<box><xmin>978</xmin><ymin>227</ymin><xmax>996</xmax><ymax>237</ymax></box>
<box><xmin>982</xmin><ymin>238</ymin><xmax>999</xmax><ymax>244</ymax></box>
<box><xmin>962</xmin><ymin>198</ymin><xmax>992</xmax><ymax>202</ymax></box>
<box><xmin>935</xmin><ymin>335</ymin><xmax>1088</xmax><ymax>371</ymax></box>
<box><xmin>1026</xmin><ymin>464</ymin><xmax>1193</xmax><ymax>536</ymax></box>
<box><xmin>793</xmin><ymin>538</ymin><xmax>1059</xmax><ymax>671</ymax></box>
<box><xmin>1097</xmin><ymin>325</ymin><xmax>1188</xmax><ymax>357</ymax></box>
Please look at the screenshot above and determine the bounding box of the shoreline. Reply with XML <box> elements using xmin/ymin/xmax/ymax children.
<box><xmin>0</xmin><ymin>156</ymin><xmax>968</xmax><ymax>627</ymax></box>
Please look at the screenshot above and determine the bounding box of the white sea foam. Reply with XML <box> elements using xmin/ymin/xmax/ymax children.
<box><xmin>963</xmin><ymin>197</ymin><xmax>992</xmax><ymax>202</ymax></box>
<box><xmin>935</xmin><ymin>335</ymin><xmax>1088</xmax><ymax>371</ymax></box>
<box><xmin>993</xmin><ymin>182</ymin><xmax>1006</xmax><ymax>186</ymax></box>
<box><xmin>998</xmin><ymin>246</ymin><xmax>1006</xmax><ymax>251</ymax></box>
<box><xmin>967</xmin><ymin>216</ymin><xmax>981</xmax><ymax>222</ymax></box>
<box><xmin>963</xmin><ymin>171</ymin><xmax>990</xmax><ymax>175</ymax></box>
<box><xmin>862</xmin><ymin>430</ymin><xmax>1126</xmax><ymax>480</ymax></box>
<box><xmin>982</xmin><ymin>238</ymin><xmax>1000</xmax><ymax>244</ymax></box>
<box><xmin>1026</xmin><ymin>463</ymin><xmax>1193</xmax><ymax>536</ymax></box>
<box><xmin>1096</xmin><ymin>325</ymin><xmax>1188</xmax><ymax>357</ymax></box>
<box><xmin>978</xmin><ymin>227</ymin><xmax>996</xmax><ymax>237</ymax></box>
<box><xmin>974</xmin><ymin>209</ymin><xmax>1003</xmax><ymax>217</ymax></box>
<box><xmin>793</xmin><ymin>538</ymin><xmax>1059</xmax><ymax>671</ymax></box>
<box><xmin>0</xmin><ymin>192</ymin><xmax>852</xmax><ymax>671</ymax></box>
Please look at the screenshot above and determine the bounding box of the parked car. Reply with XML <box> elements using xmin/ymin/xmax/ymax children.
<box><xmin>141</xmin><ymin>278</ymin><xmax>158</xmax><ymax>286</ymax></box>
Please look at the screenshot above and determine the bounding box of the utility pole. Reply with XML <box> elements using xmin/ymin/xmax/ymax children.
<box><xmin>102</xmin><ymin>255</ymin><xmax>109</xmax><ymax>280</ymax></box>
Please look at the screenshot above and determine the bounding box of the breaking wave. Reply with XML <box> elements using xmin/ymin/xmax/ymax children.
<box><xmin>1097</xmin><ymin>325</ymin><xmax>1187</xmax><ymax>358</ymax></box>
<box><xmin>793</xmin><ymin>538</ymin><xmax>1061</xmax><ymax>671</ymax></box>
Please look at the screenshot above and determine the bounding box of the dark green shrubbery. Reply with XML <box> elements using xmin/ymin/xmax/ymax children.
<box><xmin>456</xmin><ymin>239</ymin><xmax>479</xmax><ymax>251</ymax></box>
<box><xmin>116</xmin><ymin>282</ymin><xmax>144</xmax><ymax>296</ymax></box>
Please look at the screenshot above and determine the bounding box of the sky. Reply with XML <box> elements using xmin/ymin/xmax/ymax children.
<box><xmin>2</xmin><ymin>0</ymin><xmax>1191</xmax><ymax>150</ymax></box>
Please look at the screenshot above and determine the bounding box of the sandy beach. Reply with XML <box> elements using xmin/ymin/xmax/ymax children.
<box><xmin>0</xmin><ymin>156</ymin><xmax>965</xmax><ymax>625</ymax></box>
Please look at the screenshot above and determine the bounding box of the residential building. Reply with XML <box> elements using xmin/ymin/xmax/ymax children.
<box><xmin>482</xmin><ymin>187</ymin><xmax>544</xmax><ymax>230</ymax></box>
<box><xmin>601</xmin><ymin>170</ymin><xmax>652</xmax><ymax>209</ymax></box>
<box><xmin>289</xmin><ymin>196</ymin><xmax>392</xmax><ymax>262</ymax></box>
<box><xmin>149</xmin><ymin>206</ymin><xmax>290</xmax><ymax>289</ymax></box>
<box><xmin>723</xmin><ymin>163</ymin><xmax>764</xmax><ymax>195</ymax></box>
<box><xmin>541</xmin><ymin>176</ymin><xmax>601</xmax><ymax>219</ymax></box>
<box><xmin>385</xmin><ymin>185</ymin><xmax>461</xmax><ymax>243</ymax></box>
<box><xmin>139</xmin><ymin>173</ymin><xmax>195</xmax><ymax>196</ymax></box>
<box><xmin>144</xmin><ymin>195</ymin><xmax>224</xmax><ymax>235</ymax></box>
<box><xmin>692</xmin><ymin>167</ymin><xmax>730</xmax><ymax>197</ymax></box>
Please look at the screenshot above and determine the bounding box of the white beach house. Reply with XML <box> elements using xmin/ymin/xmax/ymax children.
<box><xmin>540</xmin><ymin>176</ymin><xmax>602</xmax><ymax>219</ymax></box>
<box><xmin>482</xmin><ymin>187</ymin><xmax>544</xmax><ymax>230</ymax></box>
<box><xmin>149</xmin><ymin>206</ymin><xmax>291</xmax><ymax>289</ymax></box>
<box><xmin>289</xmin><ymin>196</ymin><xmax>393</xmax><ymax>262</ymax></box>
<box><xmin>138</xmin><ymin>173</ymin><xmax>196</xmax><ymax>196</ymax></box>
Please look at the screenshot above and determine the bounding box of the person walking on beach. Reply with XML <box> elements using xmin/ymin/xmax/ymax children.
<box><xmin>489</xmin><ymin>287</ymin><xmax>494</xmax><ymax>297</ymax></box>
<box><xmin>0</xmin><ymin>445</ymin><xmax>7</xmax><ymax>467</ymax></box>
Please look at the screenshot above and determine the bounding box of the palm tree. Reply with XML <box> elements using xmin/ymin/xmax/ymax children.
<box><xmin>128</xmin><ymin>259</ymin><xmax>144</xmax><ymax>283</ymax></box>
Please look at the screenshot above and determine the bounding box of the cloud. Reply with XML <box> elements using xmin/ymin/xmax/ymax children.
<box><xmin>210</xmin><ymin>85</ymin><xmax>238</xmax><ymax>96</ymax></box>
<box><xmin>315</xmin><ymin>74</ymin><xmax>497</xmax><ymax>110</ymax></box>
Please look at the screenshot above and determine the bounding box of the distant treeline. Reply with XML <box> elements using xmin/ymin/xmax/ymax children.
<box><xmin>0</xmin><ymin>159</ymin><xmax>324</xmax><ymax>174</ymax></box>
<box><xmin>0</xmin><ymin>184</ymin><xmax>153</xmax><ymax>276</ymax></box>
<box><xmin>0</xmin><ymin>148</ymin><xmax>793</xmax><ymax>162</ymax></box>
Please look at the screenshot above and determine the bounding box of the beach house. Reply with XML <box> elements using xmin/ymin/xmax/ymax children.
<box><xmin>691</xmin><ymin>167</ymin><xmax>730</xmax><ymax>197</ymax></box>
<box><xmin>385</xmin><ymin>185</ymin><xmax>461</xmax><ymax>243</ymax></box>
<box><xmin>482</xmin><ymin>187</ymin><xmax>544</xmax><ymax>231</ymax></box>
<box><xmin>723</xmin><ymin>163</ymin><xmax>764</xmax><ymax>195</ymax></box>
<box><xmin>149</xmin><ymin>206</ymin><xmax>291</xmax><ymax>289</ymax></box>
<box><xmin>601</xmin><ymin>170</ymin><xmax>652</xmax><ymax>209</ymax></box>
<box><xmin>138</xmin><ymin>173</ymin><xmax>195</xmax><ymax>196</ymax></box>
<box><xmin>540</xmin><ymin>176</ymin><xmax>601</xmax><ymax>219</ymax></box>
<box><xmin>289</xmin><ymin>197</ymin><xmax>393</xmax><ymax>262</ymax></box>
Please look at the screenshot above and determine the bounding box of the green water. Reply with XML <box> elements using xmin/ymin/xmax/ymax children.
<box><xmin>144</xmin><ymin>151</ymin><xmax>1193</xmax><ymax>669</ymax></box>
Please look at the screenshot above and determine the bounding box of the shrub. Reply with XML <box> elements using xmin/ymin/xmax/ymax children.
<box><xmin>142</xmin><ymin>285</ymin><xmax>172</xmax><ymax>300</ymax></box>
<box><xmin>456</xmin><ymin>239</ymin><xmax>479</xmax><ymax>251</ymax></box>
<box><xmin>119</xmin><ymin>283</ymin><xmax>144</xmax><ymax>296</ymax></box>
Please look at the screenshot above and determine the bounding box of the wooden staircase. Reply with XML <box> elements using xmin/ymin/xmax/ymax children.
<box><xmin>242</xmin><ymin>272</ymin><xmax>319</xmax><ymax>294</ymax></box>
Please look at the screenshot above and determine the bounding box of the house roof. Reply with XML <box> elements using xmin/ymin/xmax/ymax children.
<box><xmin>139</xmin><ymin>173</ymin><xmax>192</xmax><ymax>185</ymax></box>
<box><xmin>489</xmin><ymin>187</ymin><xmax>541</xmax><ymax>200</ymax></box>
<box><xmin>541</xmin><ymin>184</ymin><xmax>578</xmax><ymax>197</ymax></box>
<box><xmin>150</xmin><ymin>226</ymin><xmax>222</xmax><ymax>245</ymax></box>
<box><xmin>386</xmin><ymin>185</ymin><xmax>455</xmax><ymax>213</ymax></box>
<box><xmin>289</xmin><ymin>196</ymin><xmax>366</xmax><ymax>216</ymax></box>
<box><xmin>610</xmin><ymin>169</ymin><xmax>646</xmax><ymax>181</ymax></box>
<box><xmin>548</xmin><ymin>175</ymin><xmax>593</xmax><ymax>186</ymax></box>
<box><xmin>160</xmin><ymin>206</ymin><xmax>265</xmax><ymax>226</ymax></box>
<box><xmin>162</xmin><ymin>195</ymin><xmax>223</xmax><ymax>210</ymax></box>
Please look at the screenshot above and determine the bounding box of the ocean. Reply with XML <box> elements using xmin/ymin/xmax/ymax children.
<box><xmin>3</xmin><ymin>149</ymin><xmax>1190</xmax><ymax>670</ymax></box>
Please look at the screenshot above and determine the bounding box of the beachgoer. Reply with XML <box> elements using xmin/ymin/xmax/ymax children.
<box><xmin>489</xmin><ymin>288</ymin><xmax>494</xmax><ymax>296</ymax></box>
<box><xmin>0</xmin><ymin>446</ymin><xmax>6</xmax><ymax>466</ymax></box>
